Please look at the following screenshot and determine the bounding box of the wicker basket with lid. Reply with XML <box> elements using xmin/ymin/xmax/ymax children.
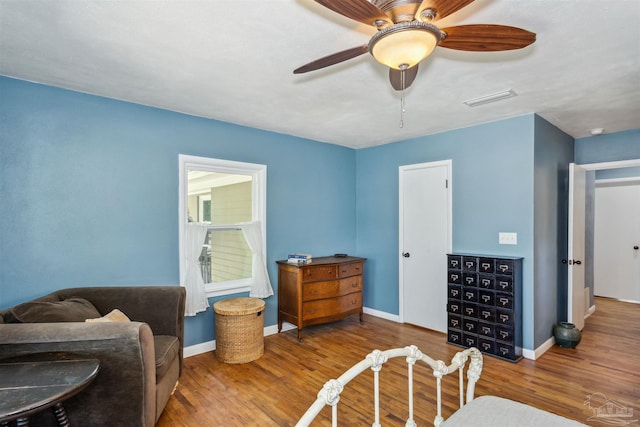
<box><xmin>213</xmin><ymin>297</ymin><xmax>265</xmax><ymax>363</ymax></box>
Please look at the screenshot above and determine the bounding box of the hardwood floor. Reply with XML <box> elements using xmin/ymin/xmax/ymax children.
<box><xmin>158</xmin><ymin>297</ymin><xmax>639</xmax><ymax>426</ymax></box>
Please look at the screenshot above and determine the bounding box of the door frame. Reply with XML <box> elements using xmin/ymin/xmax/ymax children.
<box><xmin>568</xmin><ymin>158</ymin><xmax>640</xmax><ymax>325</ymax></box>
<box><xmin>398</xmin><ymin>159</ymin><xmax>453</xmax><ymax>324</ymax></box>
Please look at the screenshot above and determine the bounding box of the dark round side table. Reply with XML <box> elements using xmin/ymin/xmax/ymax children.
<box><xmin>0</xmin><ymin>352</ymin><xmax>100</xmax><ymax>426</ymax></box>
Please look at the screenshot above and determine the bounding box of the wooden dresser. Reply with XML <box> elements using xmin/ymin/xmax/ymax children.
<box><xmin>277</xmin><ymin>256</ymin><xmax>366</xmax><ymax>340</ymax></box>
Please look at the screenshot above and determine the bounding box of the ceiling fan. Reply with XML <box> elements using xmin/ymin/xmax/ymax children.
<box><xmin>294</xmin><ymin>0</ymin><xmax>536</xmax><ymax>91</ymax></box>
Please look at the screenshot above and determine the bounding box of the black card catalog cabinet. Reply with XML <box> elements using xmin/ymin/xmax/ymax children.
<box><xmin>447</xmin><ymin>253</ymin><xmax>523</xmax><ymax>362</ymax></box>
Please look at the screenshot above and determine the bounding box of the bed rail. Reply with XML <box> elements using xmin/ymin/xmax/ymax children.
<box><xmin>296</xmin><ymin>345</ymin><xmax>483</xmax><ymax>427</ymax></box>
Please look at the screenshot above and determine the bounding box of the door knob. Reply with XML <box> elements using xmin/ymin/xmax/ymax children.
<box><xmin>634</xmin><ymin>246</ymin><xmax>639</xmax><ymax>250</ymax></box>
<box><xmin>402</xmin><ymin>252</ymin><xmax>410</xmax><ymax>258</ymax></box>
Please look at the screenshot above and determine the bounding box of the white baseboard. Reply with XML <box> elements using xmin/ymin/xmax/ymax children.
<box><xmin>363</xmin><ymin>306</ymin><xmax>401</xmax><ymax>322</ymax></box>
<box><xmin>522</xmin><ymin>336</ymin><xmax>555</xmax><ymax>360</ymax></box>
<box><xmin>585</xmin><ymin>304</ymin><xmax>596</xmax><ymax>318</ymax></box>
<box><xmin>184</xmin><ymin>340</ymin><xmax>216</xmax><ymax>357</ymax></box>
<box><xmin>184</xmin><ymin>321</ymin><xmax>297</xmax><ymax>358</ymax></box>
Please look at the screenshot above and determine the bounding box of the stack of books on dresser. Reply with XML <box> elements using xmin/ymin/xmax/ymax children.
<box><xmin>287</xmin><ymin>253</ymin><xmax>312</xmax><ymax>264</ymax></box>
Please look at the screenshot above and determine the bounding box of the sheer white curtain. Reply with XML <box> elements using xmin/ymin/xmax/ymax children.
<box><xmin>182</xmin><ymin>223</ymin><xmax>210</xmax><ymax>316</ymax></box>
<box><xmin>240</xmin><ymin>221</ymin><xmax>274</xmax><ymax>298</ymax></box>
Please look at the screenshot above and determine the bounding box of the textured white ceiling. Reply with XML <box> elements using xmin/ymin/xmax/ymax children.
<box><xmin>1</xmin><ymin>0</ymin><xmax>639</xmax><ymax>148</ymax></box>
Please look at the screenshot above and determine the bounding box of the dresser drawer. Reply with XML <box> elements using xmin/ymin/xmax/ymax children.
<box><xmin>302</xmin><ymin>293</ymin><xmax>362</xmax><ymax>320</ymax></box>
<box><xmin>463</xmin><ymin>333</ymin><xmax>478</xmax><ymax>348</ymax></box>
<box><xmin>495</xmin><ymin>293</ymin><xmax>514</xmax><ymax>309</ymax></box>
<box><xmin>448</xmin><ymin>314</ymin><xmax>462</xmax><ymax>330</ymax></box>
<box><xmin>496</xmin><ymin>308</ymin><xmax>515</xmax><ymax>325</ymax></box>
<box><xmin>478</xmin><ymin>305</ymin><xmax>496</xmax><ymax>322</ymax></box>
<box><xmin>303</xmin><ymin>276</ymin><xmax>362</xmax><ymax>301</ymax></box>
<box><xmin>448</xmin><ymin>284</ymin><xmax>462</xmax><ymax>300</ymax></box>
<box><xmin>448</xmin><ymin>255</ymin><xmax>462</xmax><ymax>270</ymax></box>
<box><xmin>448</xmin><ymin>270</ymin><xmax>462</xmax><ymax>285</ymax></box>
<box><xmin>463</xmin><ymin>302</ymin><xmax>478</xmax><ymax>318</ymax></box>
<box><xmin>301</xmin><ymin>265</ymin><xmax>337</xmax><ymax>282</ymax></box>
<box><xmin>478</xmin><ymin>258</ymin><xmax>495</xmax><ymax>273</ymax></box>
<box><xmin>462</xmin><ymin>256</ymin><xmax>477</xmax><ymax>272</ymax></box>
<box><xmin>478</xmin><ymin>274</ymin><xmax>495</xmax><ymax>289</ymax></box>
<box><xmin>478</xmin><ymin>321</ymin><xmax>495</xmax><ymax>338</ymax></box>
<box><xmin>496</xmin><ymin>325</ymin><xmax>514</xmax><ymax>342</ymax></box>
<box><xmin>495</xmin><ymin>275</ymin><xmax>513</xmax><ymax>293</ymax></box>
<box><xmin>463</xmin><ymin>287</ymin><xmax>478</xmax><ymax>303</ymax></box>
<box><xmin>496</xmin><ymin>342</ymin><xmax>515</xmax><ymax>360</ymax></box>
<box><xmin>463</xmin><ymin>273</ymin><xmax>477</xmax><ymax>287</ymax></box>
<box><xmin>338</xmin><ymin>262</ymin><xmax>363</xmax><ymax>278</ymax></box>
<box><xmin>463</xmin><ymin>318</ymin><xmax>478</xmax><ymax>334</ymax></box>
<box><xmin>448</xmin><ymin>329</ymin><xmax>463</xmax><ymax>345</ymax></box>
<box><xmin>478</xmin><ymin>289</ymin><xmax>495</xmax><ymax>306</ymax></box>
<box><xmin>496</xmin><ymin>259</ymin><xmax>515</xmax><ymax>275</ymax></box>
<box><xmin>478</xmin><ymin>337</ymin><xmax>496</xmax><ymax>354</ymax></box>
<box><xmin>447</xmin><ymin>299</ymin><xmax>462</xmax><ymax>315</ymax></box>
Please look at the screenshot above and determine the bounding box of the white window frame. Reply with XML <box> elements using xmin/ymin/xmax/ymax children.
<box><xmin>179</xmin><ymin>154</ymin><xmax>267</xmax><ymax>297</ymax></box>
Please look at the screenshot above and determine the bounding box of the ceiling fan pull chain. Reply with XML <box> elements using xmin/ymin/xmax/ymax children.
<box><xmin>399</xmin><ymin>66</ymin><xmax>407</xmax><ymax>128</ymax></box>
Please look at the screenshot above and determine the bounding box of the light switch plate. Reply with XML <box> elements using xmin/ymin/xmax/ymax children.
<box><xmin>499</xmin><ymin>232</ymin><xmax>518</xmax><ymax>245</ymax></box>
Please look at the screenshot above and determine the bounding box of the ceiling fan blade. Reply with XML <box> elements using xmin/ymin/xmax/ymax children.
<box><xmin>314</xmin><ymin>0</ymin><xmax>393</xmax><ymax>27</ymax></box>
<box><xmin>439</xmin><ymin>25</ymin><xmax>536</xmax><ymax>51</ymax></box>
<box><xmin>389</xmin><ymin>65</ymin><xmax>419</xmax><ymax>91</ymax></box>
<box><xmin>294</xmin><ymin>45</ymin><xmax>369</xmax><ymax>74</ymax></box>
<box><xmin>416</xmin><ymin>0</ymin><xmax>475</xmax><ymax>21</ymax></box>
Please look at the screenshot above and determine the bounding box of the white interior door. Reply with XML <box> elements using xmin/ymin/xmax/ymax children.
<box><xmin>399</xmin><ymin>161</ymin><xmax>451</xmax><ymax>332</ymax></box>
<box><xmin>594</xmin><ymin>181</ymin><xmax>640</xmax><ymax>301</ymax></box>
<box><xmin>568</xmin><ymin>163</ymin><xmax>586</xmax><ymax>330</ymax></box>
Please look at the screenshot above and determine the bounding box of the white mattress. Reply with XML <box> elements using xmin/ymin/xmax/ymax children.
<box><xmin>440</xmin><ymin>395</ymin><xmax>589</xmax><ymax>427</ymax></box>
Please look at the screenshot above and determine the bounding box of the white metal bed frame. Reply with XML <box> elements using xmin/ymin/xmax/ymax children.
<box><xmin>296</xmin><ymin>345</ymin><xmax>483</xmax><ymax>427</ymax></box>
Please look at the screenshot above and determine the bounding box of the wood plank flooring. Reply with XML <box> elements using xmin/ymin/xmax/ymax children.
<box><xmin>158</xmin><ymin>297</ymin><xmax>639</xmax><ymax>426</ymax></box>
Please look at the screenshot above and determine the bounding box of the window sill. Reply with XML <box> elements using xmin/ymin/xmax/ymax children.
<box><xmin>205</xmin><ymin>283</ymin><xmax>252</xmax><ymax>298</ymax></box>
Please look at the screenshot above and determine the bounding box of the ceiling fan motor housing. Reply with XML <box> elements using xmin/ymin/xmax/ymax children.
<box><xmin>372</xmin><ymin>0</ymin><xmax>428</xmax><ymax>23</ymax></box>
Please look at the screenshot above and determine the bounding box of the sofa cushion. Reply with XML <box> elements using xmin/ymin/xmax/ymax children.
<box><xmin>85</xmin><ymin>308</ymin><xmax>131</xmax><ymax>323</ymax></box>
<box><xmin>154</xmin><ymin>335</ymin><xmax>180</xmax><ymax>379</ymax></box>
<box><xmin>7</xmin><ymin>297</ymin><xmax>102</xmax><ymax>323</ymax></box>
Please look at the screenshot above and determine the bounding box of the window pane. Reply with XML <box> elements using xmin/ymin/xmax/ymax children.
<box><xmin>188</xmin><ymin>170</ymin><xmax>253</xmax><ymax>284</ymax></box>
<box><xmin>207</xmin><ymin>229</ymin><xmax>252</xmax><ymax>283</ymax></box>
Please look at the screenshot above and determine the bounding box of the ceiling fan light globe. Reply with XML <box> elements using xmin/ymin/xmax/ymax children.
<box><xmin>369</xmin><ymin>21</ymin><xmax>440</xmax><ymax>70</ymax></box>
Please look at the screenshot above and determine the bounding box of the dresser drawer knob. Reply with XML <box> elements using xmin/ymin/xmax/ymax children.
<box><xmin>351</xmin><ymin>282</ymin><xmax>358</xmax><ymax>287</ymax></box>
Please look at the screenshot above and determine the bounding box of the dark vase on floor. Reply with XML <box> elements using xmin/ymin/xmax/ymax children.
<box><xmin>554</xmin><ymin>321</ymin><xmax>582</xmax><ymax>348</ymax></box>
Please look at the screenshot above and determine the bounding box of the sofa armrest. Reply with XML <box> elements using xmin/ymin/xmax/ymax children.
<box><xmin>54</xmin><ymin>286</ymin><xmax>186</xmax><ymax>371</ymax></box>
<box><xmin>0</xmin><ymin>322</ymin><xmax>156</xmax><ymax>427</ymax></box>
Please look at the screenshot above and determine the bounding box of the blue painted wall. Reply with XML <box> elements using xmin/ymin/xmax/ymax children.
<box><xmin>0</xmin><ymin>77</ymin><xmax>357</xmax><ymax>346</ymax></box>
<box><xmin>4</xmin><ymin>75</ymin><xmax>635</xmax><ymax>352</ymax></box>
<box><xmin>532</xmin><ymin>116</ymin><xmax>574</xmax><ymax>347</ymax></box>
<box><xmin>575</xmin><ymin>129</ymin><xmax>640</xmax><ymax>164</ymax></box>
<box><xmin>356</xmin><ymin>115</ymin><xmax>541</xmax><ymax>349</ymax></box>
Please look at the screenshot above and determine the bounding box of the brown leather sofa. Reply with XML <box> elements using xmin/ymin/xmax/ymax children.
<box><xmin>0</xmin><ymin>286</ymin><xmax>186</xmax><ymax>426</ymax></box>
